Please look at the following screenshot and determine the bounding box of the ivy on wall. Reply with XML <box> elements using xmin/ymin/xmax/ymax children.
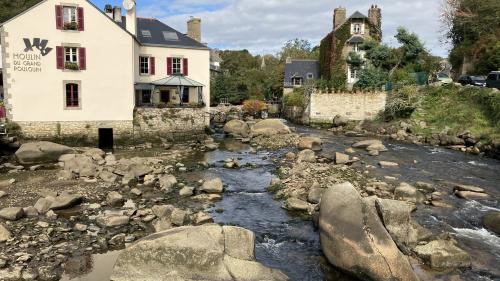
<box><xmin>319</xmin><ymin>23</ymin><xmax>350</xmax><ymax>91</ymax></box>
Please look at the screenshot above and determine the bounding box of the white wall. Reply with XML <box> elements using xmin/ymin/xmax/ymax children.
<box><xmin>2</xmin><ymin>0</ymin><xmax>135</xmax><ymax>122</ymax></box>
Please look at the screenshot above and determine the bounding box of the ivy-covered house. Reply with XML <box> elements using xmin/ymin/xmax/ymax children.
<box><xmin>319</xmin><ymin>5</ymin><xmax>382</xmax><ymax>89</ymax></box>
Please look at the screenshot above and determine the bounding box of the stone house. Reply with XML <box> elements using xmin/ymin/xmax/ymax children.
<box><xmin>0</xmin><ymin>0</ymin><xmax>210</xmax><ymax>140</ymax></box>
<box><xmin>319</xmin><ymin>5</ymin><xmax>382</xmax><ymax>88</ymax></box>
<box><xmin>283</xmin><ymin>58</ymin><xmax>320</xmax><ymax>95</ymax></box>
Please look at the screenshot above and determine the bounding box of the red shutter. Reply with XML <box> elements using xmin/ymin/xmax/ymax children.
<box><xmin>150</xmin><ymin>57</ymin><xmax>155</xmax><ymax>75</ymax></box>
<box><xmin>78</xmin><ymin>48</ymin><xmax>86</xmax><ymax>70</ymax></box>
<box><xmin>55</xmin><ymin>5</ymin><xmax>63</xmax><ymax>29</ymax></box>
<box><xmin>77</xmin><ymin>7</ymin><xmax>84</xmax><ymax>31</ymax></box>
<box><xmin>183</xmin><ymin>58</ymin><xmax>188</xmax><ymax>76</ymax></box>
<box><xmin>167</xmin><ymin>57</ymin><xmax>173</xmax><ymax>75</ymax></box>
<box><xmin>56</xmin><ymin>46</ymin><xmax>64</xmax><ymax>69</ymax></box>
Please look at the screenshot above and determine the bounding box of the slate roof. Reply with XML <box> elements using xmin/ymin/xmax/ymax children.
<box><xmin>284</xmin><ymin>60</ymin><xmax>320</xmax><ymax>87</ymax></box>
<box><xmin>119</xmin><ymin>17</ymin><xmax>208</xmax><ymax>49</ymax></box>
<box><xmin>349</xmin><ymin>11</ymin><xmax>368</xmax><ymax>19</ymax></box>
<box><xmin>347</xmin><ymin>36</ymin><xmax>365</xmax><ymax>44</ymax></box>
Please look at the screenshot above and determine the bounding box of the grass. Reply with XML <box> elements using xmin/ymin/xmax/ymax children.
<box><xmin>374</xmin><ymin>85</ymin><xmax>500</xmax><ymax>142</ymax></box>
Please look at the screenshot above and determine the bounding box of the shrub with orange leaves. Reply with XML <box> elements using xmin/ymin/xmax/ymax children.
<box><xmin>242</xmin><ymin>99</ymin><xmax>267</xmax><ymax>117</ymax></box>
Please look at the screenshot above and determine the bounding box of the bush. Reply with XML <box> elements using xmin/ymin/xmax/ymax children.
<box><xmin>283</xmin><ymin>88</ymin><xmax>305</xmax><ymax>107</ymax></box>
<box><xmin>383</xmin><ymin>85</ymin><xmax>421</xmax><ymax>120</ymax></box>
<box><xmin>354</xmin><ymin>67</ymin><xmax>388</xmax><ymax>91</ymax></box>
<box><xmin>242</xmin><ymin>99</ymin><xmax>267</xmax><ymax>116</ymax></box>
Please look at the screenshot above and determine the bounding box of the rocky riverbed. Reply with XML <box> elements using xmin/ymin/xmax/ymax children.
<box><xmin>0</xmin><ymin>118</ymin><xmax>499</xmax><ymax>281</ymax></box>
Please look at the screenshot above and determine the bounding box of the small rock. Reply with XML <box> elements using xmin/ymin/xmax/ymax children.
<box><xmin>96</xmin><ymin>214</ymin><xmax>130</xmax><ymax>228</ymax></box>
<box><xmin>99</xmin><ymin>171</ymin><xmax>118</xmax><ymax>183</ymax></box>
<box><xmin>159</xmin><ymin>175</ymin><xmax>177</xmax><ymax>190</ymax></box>
<box><xmin>56</xmin><ymin>170</ymin><xmax>74</xmax><ymax>180</ymax></box>
<box><xmin>179</xmin><ymin>186</ymin><xmax>195</xmax><ymax>197</ymax></box>
<box><xmin>285</xmin><ymin>152</ymin><xmax>296</xmax><ymax>160</ymax></box>
<box><xmin>297</xmin><ymin>149</ymin><xmax>316</xmax><ymax>163</ymax></box>
<box><xmin>415</xmin><ymin>182</ymin><xmax>435</xmax><ymax>193</ymax></box>
<box><xmin>130</xmin><ymin>188</ymin><xmax>142</xmax><ymax>196</ymax></box>
<box><xmin>308</xmin><ymin>188</ymin><xmax>325</xmax><ymax>204</ymax></box>
<box><xmin>0</xmin><ymin>224</ymin><xmax>12</xmax><ymax>242</ymax></box>
<box><xmin>22</xmin><ymin>206</ymin><xmax>38</xmax><ymax>217</ymax></box>
<box><xmin>482</xmin><ymin>212</ymin><xmax>500</xmax><ymax>236</ymax></box>
<box><xmin>334</xmin><ymin>152</ymin><xmax>350</xmax><ymax>164</ymax></box>
<box><xmin>74</xmin><ymin>223</ymin><xmax>87</xmax><ymax>232</ymax></box>
<box><xmin>283</xmin><ymin>198</ymin><xmax>310</xmax><ymax>211</ymax></box>
<box><xmin>394</xmin><ymin>183</ymin><xmax>425</xmax><ymax>204</ymax></box>
<box><xmin>0</xmin><ymin>207</ymin><xmax>24</xmax><ymax>221</ymax></box>
<box><xmin>455</xmin><ymin>191</ymin><xmax>490</xmax><ymax>200</ymax></box>
<box><xmin>0</xmin><ymin>191</ymin><xmax>7</xmax><ymax>199</ymax></box>
<box><xmin>170</xmin><ymin>208</ymin><xmax>187</xmax><ymax>226</ymax></box>
<box><xmin>109</xmin><ymin>233</ymin><xmax>126</xmax><ymax>246</ymax></box>
<box><xmin>45</xmin><ymin>210</ymin><xmax>58</xmax><ymax>220</ymax></box>
<box><xmin>453</xmin><ymin>184</ymin><xmax>485</xmax><ymax>193</ymax></box>
<box><xmin>50</xmin><ymin>194</ymin><xmax>83</xmax><ymax>210</ymax></box>
<box><xmin>193</xmin><ymin>212</ymin><xmax>213</xmax><ymax>225</ymax></box>
<box><xmin>106</xmin><ymin>191</ymin><xmax>125</xmax><ymax>207</ymax></box>
<box><xmin>152</xmin><ymin>205</ymin><xmax>174</xmax><ymax>219</ymax></box>
<box><xmin>378</xmin><ymin>161</ymin><xmax>399</xmax><ymax>168</ymax></box>
<box><xmin>37</xmin><ymin>221</ymin><xmax>50</xmax><ymax>228</ymax></box>
<box><xmin>34</xmin><ymin>198</ymin><xmax>53</xmax><ymax>214</ymax></box>
<box><xmin>200</xmin><ymin>178</ymin><xmax>224</xmax><ymax>193</ymax></box>
<box><xmin>298</xmin><ymin>137</ymin><xmax>323</xmax><ymax>151</ymax></box>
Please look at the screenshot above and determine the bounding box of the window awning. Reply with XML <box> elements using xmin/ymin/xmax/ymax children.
<box><xmin>151</xmin><ymin>75</ymin><xmax>205</xmax><ymax>87</ymax></box>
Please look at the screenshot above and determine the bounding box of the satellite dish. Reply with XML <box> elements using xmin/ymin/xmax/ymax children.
<box><xmin>123</xmin><ymin>0</ymin><xmax>135</xmax><ymax>11</ymax></box>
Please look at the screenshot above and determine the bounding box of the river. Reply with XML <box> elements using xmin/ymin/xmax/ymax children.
<box><xmin>61</xmin><ymin>125</ymin><xmax>500</xmax><ymax>281</ymax></box>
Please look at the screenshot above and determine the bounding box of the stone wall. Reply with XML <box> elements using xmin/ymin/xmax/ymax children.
<box><xmin>17</xmin><ymin>120</ymin><xmax>133</xmax><ymax>139</ymax></box>
<box><xmin>309</xmin><ymin>91</ymin><xmax>387</xmax><ymax>123</ymax></box>
<box><xmin>134</xmin><ymin>107</ymin><xmax>209</xmax><ymax>140</ymax></box>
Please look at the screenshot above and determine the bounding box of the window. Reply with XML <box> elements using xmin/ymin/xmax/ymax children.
<box><xmin>172</xmin><ymin>58</ymin><xmax>182</xmax><ymax>75</ymax></box>
<box><xmin>140</xmin><ymin>57</ymin><xmax>149</xmax><ymax>75</ymax></box>
<box><xmin>63</xmin><ymin>6</ymin><xmax>78</xmax><ymax>30</ymax></box>
<box><xmin>292</xmin><ymin>77</ymin><xmax>302</xmax><ymax>86</ymax></box>
<box><xmin>351</xmin><ymin>69</ymin><xmax>358</xmax><ymax>79</ymax></box>
<box><xmin>353</xmin><ymin>24</ymin><xmax>361</xmax><ymax>34</ymax></box>
<box><xmin>307</xmin><ymin>73</ymin><xmax>314</xmax><ymax>80</ymax></box>
<box><xmin>141</xmin><ymin>30</ymin><xmax>151</xmax><ymax>38</ymax></box>
<box><xmin>64</xmin><ymin>47</ymin><xmax>79</xmax><ymax>70</ymax></box>
<box><xmin>65</xmin><ymin>83</ymin><xmax>80</xmax><ymax>108</ymax></box>
<box><xmin>163</xmin><ymin>31</ymin><xmax>179</xmax><ymax>41</ymax></box>
<box><xmin>353</xmin><ymin>43</ymin><xmax>359</xmax><ymax>52</ymax></box>
<box><xmin>141</xmin><ymin>90</ymin><xmax>152</xmax><ymax>104</ymax></box>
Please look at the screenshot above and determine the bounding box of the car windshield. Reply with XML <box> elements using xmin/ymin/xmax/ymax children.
<box><xmin>471</xmin><ymin>76</ymin><xmax>485</xmax><ymax>81</ymax></box>
<box><xmin>437</xmin><ymin>73</ymin><xmax>449</xmax><ymax>78</ymax></box>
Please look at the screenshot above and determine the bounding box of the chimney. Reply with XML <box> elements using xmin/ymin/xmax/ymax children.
<box><xmin>125</xmin><ymin>1</ymin><xmax>137</xmax><ymax>36</ymax></box>
<box><xmin>187</xmin><ymin>17</ymin><xmax>202</xmax><ymax>42</ymax></box>
<box><xmin>368</xmin><ymin>5</ymin><xmax>382</xmax><ymax>31</ymax></box>
<box><xmin>113</xmin><ymin>6</ymin><xmax>122</xmax><ymax>22</ymax></box>
<box><xmin>333</xmin><ymin>7</ymin><xmax>346</xmax><ymax>30</ymax></box>
<box><xmin>104</xmin><ymin>4</ymin><xmax>113</xmax><ymax>18</ymax></box>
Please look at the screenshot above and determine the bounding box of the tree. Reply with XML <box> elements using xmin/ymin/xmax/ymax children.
<box><xmin>279</xmin><ymin>39</ymin><xmax>317</xmax><ymax>61</ymax></box>
<box><xmin>0</xmin><ymin>0</ymin><xmax>41</xmax><ymax>23</ymax></box>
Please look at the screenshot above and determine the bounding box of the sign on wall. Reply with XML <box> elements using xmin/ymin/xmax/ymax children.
<box><xmin>13</xmin><ymin>38</ymin><xmax>52</xmax><ymax>72</ymax></box>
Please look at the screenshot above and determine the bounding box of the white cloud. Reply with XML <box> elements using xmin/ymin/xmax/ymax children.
<box><xmin>139</xmin><ymin>0</ymin><xmax>450</xmax><ymax>57</ymax></box>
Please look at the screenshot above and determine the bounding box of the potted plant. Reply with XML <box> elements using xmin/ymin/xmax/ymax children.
<box><xmin>65</xmin><ymin>62</ymin><xmax>80</xmax><ymax>70</ymax></box>
<box><xmin>63</xmin><ymin>22</ymin><xmax>78</xmax><ymax>30</ymax></box>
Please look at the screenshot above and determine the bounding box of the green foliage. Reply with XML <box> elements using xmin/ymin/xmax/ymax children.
<box><xmin>346</xmin><ymin>52</ymin><xmax>364</xmax><ymax>70</ymax></box>
<box><xmin>360</xmin><ymin>40</ymin><xmax>393</xmax><ymax>70</ymax></box>
<box><xmin>354</xmin><ymin>67</ymin><xmax>388</xmax><ymax>91</ymax></box>
<box><xmin>395</xmin><ymin>27</ymin><xmax>425</xmax><ymax>64</ymax></box>
<box><xmin>391</xmin><ymin>68</ymin><xmax>418</xmax><ymax>86</ymax></box>
<box><xmin>382</xmin><ymin>86</ymin><xmax>421</xmax><ymax>120</ymax></box>
<box><xmin>0</xmin><ymin>0</ymin><xmax>42</xmax><ymax>23</ymax></box>
<box><xmin>279</xmin><ymin>39</ymin><xmax>318</xmax><ymax>61</ymax></box>
<box><xmin>283</xmin><ymin>88</ymin><xmax>305</xmax><ymax>107</ymax></box>
<box><xmin>474</xmin><ymin>40</ymin><xmax>500</xmax><ymax>74</ymax></box>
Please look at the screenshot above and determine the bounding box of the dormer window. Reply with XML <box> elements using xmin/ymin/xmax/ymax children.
<box><xmin>353</xmin><ymin>24</ymin><xmax>361</xmax><ymax>34</ymax></box>
<box><xmin>141</xmin><ymin>30</ymin><xmax>152</xmax><ymax>38</ymax></box>
<box><xmin>292</xmin><ymin>77</ymin><xmax>302</xmax><ymax>86</ymax></box>
<box><xmin>163</xmin><ymin>31</ymin><xmax>179</xmax><ymax>41</ymax></box>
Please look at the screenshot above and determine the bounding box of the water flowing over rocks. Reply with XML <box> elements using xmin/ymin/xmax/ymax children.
<box><xmin>319</xmin><ymin>182</ymin><xmax>420</xmax><ymax>281</ymax></box>
<box><xmin>110</xmin><ymin>224</ymin><xmax>289</xmax><ymax>281</ymax></box>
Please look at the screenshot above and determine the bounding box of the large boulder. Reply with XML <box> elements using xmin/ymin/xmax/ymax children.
<box><xmin>482</xmin><ymin>212</ymin><xmax>500</xmax><ymax>235</ymax></box>
<box><xmin>352</xmin><ymin>139</ymin><xmax>382</xmax><ymax>149</ymax></box>
<box><xmin>224</xmin><ymin>120</ymin><xmax>250</xmax><ymax>137</ymax></box>
<box><xmin>0</xmin><ymin>224</ymin><xmax>12</xmax><ymax>242</ymax></box>
<box><xmin>319</xmin><ymin>182</ymin><xmax>419</xmax><ymax>281</ymax></box>
<box><xmin>15</xmin><ymin>142</ymin><xmax>75</xmax><ymax>165</ymax></box>
<box><xmin>110</xmin><ymin>225</ymin><xmax>288</xmax><ymax>281</ymax></box>
<box><xmin>298</xmin><ymin>137</ymin><xmax>323</xmax><ymax>151</ymax></box>
<box><xmin>201</xmin><ymin>178</ymin><xmax>224</xmax><ymax>193</ymax></box>
<box><xmin>332</xmin><ymin>115</ymin><xmax>348</xmax><ymax>127</ymax></box>
<box><xmin>250</xmin><ymin>119</ymin><xmax>291</xmax><ymax>137</ymax></box>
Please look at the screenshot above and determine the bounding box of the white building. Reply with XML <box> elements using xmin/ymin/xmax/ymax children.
<box><xmin>0</xmin><ymin>0</ymin><xmax>210</xmax><ymax>140</ymax></box>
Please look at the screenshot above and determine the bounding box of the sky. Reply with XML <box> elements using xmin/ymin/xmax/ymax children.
<box><xmin>93</xmin><ymin>0</ymin><xmax>450</xmax><ymax>58</ymax></box>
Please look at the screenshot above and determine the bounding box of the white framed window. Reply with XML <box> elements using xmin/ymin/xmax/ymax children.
<box><xmin>172</xmin><ymin>58</ymin><xmax>182</xmax><ymax>75</ymax></box>
<box><xmin>351</xmin><ymin>69</ymin><xmax>358</xmax><ymax>79</ymax></box>
<box><xmin>353</xmin><ymin>43</ymin><xmax>359</xmax><ymax>52</ymax></box>
<box><xmin>63</xmin><ymin>6</ymin><xmax>77</xmax><ymax>30</ymax></box>
<box><xmin>140</xmin><ymin>56</ymin><xmax>149</xmax><ymax>75</ymax></box>
<box><xmin>141</xmin><ymin>30</ymin><xmax>151</xmax><ymax>38</ymax></box>
<box><xmin>65</xmin><ymin>47</ymin><xmax>78</xmax><ymax>63</ymax></box>
<box><xmin>353</xmin><ymin>24</ymin><xmax>361</xmax><ymax>34</ymax></box>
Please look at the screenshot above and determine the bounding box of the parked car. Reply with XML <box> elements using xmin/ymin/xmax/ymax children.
<box><xmin>457</xmin><ymin>75</ymin><xmax>486</xmax><ymax>87</ymax></box>
<box><xmin>433</xmin><ymin>73</ymin><xmax>453</xmax><ymax>85</ymax></box>
<box><xmin>486</xmin><ymin>71</ymin><xmax>500</xmax><ymax>89</ymax></box>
